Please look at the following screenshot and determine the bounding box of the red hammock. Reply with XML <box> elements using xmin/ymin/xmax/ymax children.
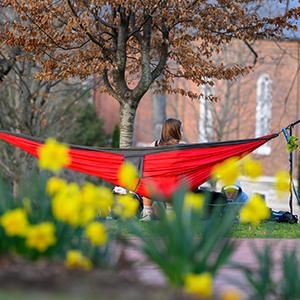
<box><xmin>0</xmin><ymin>131</ymin><xmax>278</xmax><ymax>198</ymax></box>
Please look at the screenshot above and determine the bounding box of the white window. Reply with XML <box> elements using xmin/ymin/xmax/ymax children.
<box><xmin>199</xmin><ymin>84</ymin><xmax>214</xmax><ymax>142</ymax></box>
<box><xmin>255</xmin><ymin>74</ymin><xmax>272</xmax><ymax>155</ymax></box>
<box><xmin>152</xmin><ymin>94</ymin><xmax>166</xmax><ymax>140</ymax></box>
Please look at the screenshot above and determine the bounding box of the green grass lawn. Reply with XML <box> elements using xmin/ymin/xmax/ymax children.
<box><xmin>231</xmin><ymin>222</ymin><xmax>300</xmax><ymax>238</ymax></box>
<box><xmin>107</xmin><ymin>219</ymin><xmax>300</xmax><ymax>239</ymax></box>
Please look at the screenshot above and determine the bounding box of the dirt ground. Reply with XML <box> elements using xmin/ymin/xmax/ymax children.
<box><xmin>0</xmin><ymin>255</ymin><xmax>195</xmax><ymax>300</ymax></box>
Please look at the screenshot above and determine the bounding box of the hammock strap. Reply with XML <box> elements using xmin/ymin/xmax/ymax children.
<box><xmin>286</xmin><ymin>118</ymin><xmax>300</xmax><ymax>130</ymax></box>
<box><xmin>282</xmin><ymin>128</ymin><xmax>300</xmax><ymax>213</ymax></box>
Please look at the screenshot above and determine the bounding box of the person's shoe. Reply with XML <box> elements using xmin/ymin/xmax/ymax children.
<box><xmin>139</xmin><ymin>209</ymin><xmax>153</xmax><ymax>222</ymax></box>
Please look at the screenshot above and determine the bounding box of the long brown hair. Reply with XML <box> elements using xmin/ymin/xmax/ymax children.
<box><xmin>158</xmin><ymin>118</ymin><xmax>182</xmax><ymax>146</ymax></box>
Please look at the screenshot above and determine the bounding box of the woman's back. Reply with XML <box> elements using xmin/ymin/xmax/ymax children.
<box><xmin>140</xmin><ymin>118</ymin><xmax>183</xmax><ymax>221</ymax></box>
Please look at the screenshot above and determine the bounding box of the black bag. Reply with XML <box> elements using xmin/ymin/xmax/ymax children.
<box><xmin>271</xmin><ymin>210</ymin><xmax>298</xmax><ymax>224</ymax></box>
<box><xmin>193</xmin><ymin>188</ymin><xmax>227</xmax><ymax>214</ymax></box>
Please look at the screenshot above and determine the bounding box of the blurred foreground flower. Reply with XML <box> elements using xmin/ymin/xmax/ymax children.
<box><xmin>65</xmin><ymin>250</ymin><xmax>92</xmax><ymax>271</ymax></box>
<box><xmin>242</xmin><ymin>157</ymin><xmax>262</xmax><ymax>179</ymax></box>
<box><xmin>51</xmin><ymin>181</ymin><xmax>115</xmax><ymax>226</ymax></box>
<box><xmin>118</xmin><ymin>162</ymin><xmax>139</xmax><ymax>191</ymax></box>
<box><xmin>26</xmin><ymin>222</ymin><xmax>56</xmax><ymax>252</ymax></box>
<box><xmin>85</xmin><ymin>222</ymin><xmax>107</xmax><ymax>246</ymax></box>
<box><xmin>184</xmin><ymin>192</ymin><xmax>204</xmax><ymax>211</ymax></box>
<box><xmin>275</xmin><ymin>171</ymin><xmax>290</xmax><ymax>199</ymax></box>
<box><xmin>113</xmin><ymin>194</ymin><xmax>139</xmax><ymax>219</ymax></box>
<box><xmin>81</xmin><ymin>183</ymin><xmax>113</xmax><ymax>217</ymax></box>
<box><xmin>221</xmin><ymin>288</ymin><xmax>242</xmax><ymax>300</ymax></box>
<box><xmin>0</xmin><ymin>208</ymin><xmax>28</xmax><ymax>237</ymax></box>
<box><xmin>38</xmin><ymin>138</ymin><xmax>71</xmax><ymax>172</ymax></box>
<box><xmin>51</xmin><ymin>183</ymin><xmax>82</xmax><ymax>226</ymax></box>
<box><xmin>184</xmin><ymin>272</ymin><xmax>213</xmax><ymax>298</ymax></box>
<box><xmin>240</xmin><ymin>194</ymin><xmax>270</xmax><ymax>225</ymax></box>
<box><xmin>212</xmin><ymin>157</ymin><xmax>240</xmax><ymax>186</ymax></box>
<box><xmin>46</xmin><ymin>177</ymin><xmax>67</xmax><ymax>196</ymax></box>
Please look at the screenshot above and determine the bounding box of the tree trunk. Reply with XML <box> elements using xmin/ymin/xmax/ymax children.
<box><xmin>119</xmin><ymin>101</ymin><xmax>138</xmax><ymax>148</ymax></box>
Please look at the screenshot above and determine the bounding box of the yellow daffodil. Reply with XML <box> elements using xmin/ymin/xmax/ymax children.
<box><xmin>81</xmin><ymin>184</ymin><xmax>113</xmax><ymax>217</ymax></box>
<box><xmin>183</xmin><ymin>272</ymin><xmax>213</xmax><ymax>298</ymax></box>
<box><xmin>46</xmin><ymin>177</ymin><xmax>67</xmax><ymax>196</ymax></box>
<box><xmin>51</xmin><ymin>183</ymin><xmax>82</xmax><ymax>226</ymax></box>
<box><xmin>65</xmin><ymin>250</ymin><xmax>92</xmax><ymax>271</ymax></box>
<box><xmin>26</xmin><ymin>222</ymin><xmax>56</xmax><ymax>252</ymax></box>
<box><xmin>275</xmin><ymin>171</ymin><xmax>290</xmax><ymax>199</ymax></box>
<box><xmin>51</xmin><ymin>181</ymin><xmax>112</xmax><ymax>227</ymax></box>
<box><xmin>117</xmin><ymin>162</ymin><xmax>139</xmax><ymax>191</ymax></box>
<box><xmin>95</xmin><ymin>186</ymin><xmax>114</xmax><ymax>217</ymax></box>
<box><xmin>81</xmin><ymin>182</ymin><xmax>99</xmax><ymax>206</ymax></box>
<box><xmin>211</xmin><ymin>157</ymin><xmax>240</xmax><ymax>186</ymax></box>
<box><xmin>242</xmin><ymin>157</ymin><xmax>262</xmax><ymax>179</ymax></box>
<box><xmin>80</xmin><ymin>207</ymin><xmax>97</xmax><ymax>226</ymax></box>
<box><xmin>0</xmin><ymin>208</ymin><xmax>29</xmax><ymax>237</ymax></box>
<box><xmin>184</xmin><ymin>192</ymin><xmax>204</xmax><ymax>211</ymax></box>
<box><xmin>240</xmin><ymin>194</ymin><xmax>270</xmax><ymax>225</ymax></box>
<box><xmin>38</xmin><ymin>138</ymin><xmax>71</xmax><ymax>172</ymax></box>
<box><xmin>221</xmin><ymin>289</ymin><xmax>242</xmax><ymax>300</ymax></box>
<box><xmin>85</xmin><ymin>222</ymin><xmax>107</xmax><ymax>246</ymax></box>
<box><xmin>113</xmin><ymin>194</ymin><xmax>139</xmax><ymax>219</ymax></box>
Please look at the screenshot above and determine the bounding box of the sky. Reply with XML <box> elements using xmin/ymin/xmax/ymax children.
<box><xmin>257</xmin><ymin>0</ymin><xmax>300</xmax><ymax>39</ymax></box>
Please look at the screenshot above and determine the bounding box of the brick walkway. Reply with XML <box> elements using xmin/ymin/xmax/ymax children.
<box><xmin>121</xmin><ymin>238</ymin><xmax>300</xmax><ymax>298</ymax></box>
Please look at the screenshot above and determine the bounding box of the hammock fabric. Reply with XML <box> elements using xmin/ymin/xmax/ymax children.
<box><xmin>0</xmin><ymin>131</ymin><xmax>278</xmax><ymax>199</ymax></box>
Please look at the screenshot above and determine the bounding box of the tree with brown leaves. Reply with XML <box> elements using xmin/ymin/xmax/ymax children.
<box><xmin>2</xmin><ymin>0</ymin><xmax>299</xmax><ymax>147</ymax></box>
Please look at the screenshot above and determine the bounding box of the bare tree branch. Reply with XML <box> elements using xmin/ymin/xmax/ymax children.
<box><xmin>66</xmin><ymin>0</ymin><xmax>113</xmax><ymax>63</ymax></box>
<box><xmin>244</xmin><ymin>40</ymin><xmax>258</xmax><ymax>66</ymax></box>
<box><xmin>103</xmin><ymin>68</ymin><xmax>119</xmax><ymax>100</ymax></box>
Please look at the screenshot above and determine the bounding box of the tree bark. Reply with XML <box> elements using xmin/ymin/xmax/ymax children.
<box><xmin>119</xmin><ymin>101</ymin><xmax>138</xmax><ymax>148</ymax></box>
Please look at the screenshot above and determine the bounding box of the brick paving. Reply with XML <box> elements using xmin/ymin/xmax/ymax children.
<box><xmin>121</xmin><ymin>238</ymin><xmax>300</xmax><ymax>298</ymax></box>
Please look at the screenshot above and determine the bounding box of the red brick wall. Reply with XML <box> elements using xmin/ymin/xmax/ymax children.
<box><xmin>233</xmin><ymin>40</ymin><xmax>300</xmax><ymax>176</ymax></box>
<box><xmin>94</xmin><ymin>89</ymin><xmax>120</xmax><ymax>134</ymax></box>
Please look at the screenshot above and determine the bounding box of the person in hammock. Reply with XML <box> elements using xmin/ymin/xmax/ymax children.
<box><xmin>140</xmin><ymin>117</ymin><xmax>184</xmax><ymax>221</ymax></box>
<box><xmin>221</xmin><ymin>181</ymin><xmax>249</xmax><ymax>203</ymax></box>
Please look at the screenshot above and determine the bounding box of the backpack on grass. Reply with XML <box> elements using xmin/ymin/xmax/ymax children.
<box><xmin>270</xmin><ymin>210</ymin><xmax>298</xmax><ymax>224</ymax></box>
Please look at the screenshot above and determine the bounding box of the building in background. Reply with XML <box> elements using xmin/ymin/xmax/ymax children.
<box><xmin>95</xmin><ymin>39</ymin><xmax>300</xmax><ymax>212</ymax></box>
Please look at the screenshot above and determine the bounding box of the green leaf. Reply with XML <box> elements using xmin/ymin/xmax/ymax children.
<box><xmin>286</xmin><ymin>135</ymin><xmax>299</xmax><ymax>152</ymax></box>
<box><xmin>125</xmin><ymin>187</ymin><xmax>236</xmax><ymax>286</ymax></box>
